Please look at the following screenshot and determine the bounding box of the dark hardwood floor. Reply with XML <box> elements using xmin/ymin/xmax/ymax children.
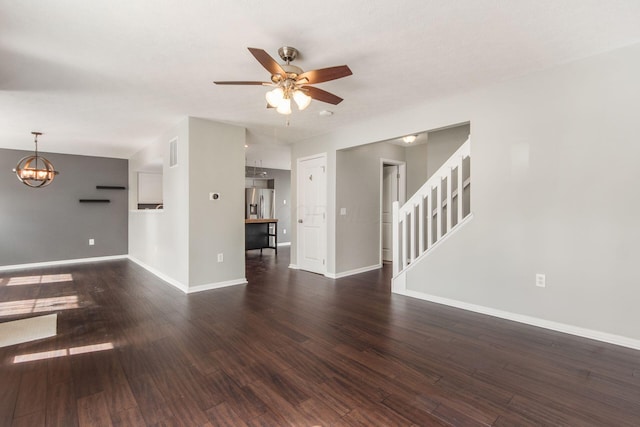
<box><xmin>1</xmin><ymin>247</ymin><xmax>640</xmax><ymax>426</ymax></box>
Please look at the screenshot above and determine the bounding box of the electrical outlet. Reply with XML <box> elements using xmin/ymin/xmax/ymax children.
<box><xmin>283</xmin><ymin>199</ymin><xmax>287</xmax><ymax>205</ymax></box>
<box><xmin>283</xmin><ymin>229</ymin><xmax>286</xmax><ymax>234</ymax></box>
<box><xmin>89</xmin><ymin>239</ymin><xmax>95</xmax><ymax>246</ymax></box>
<box><xmin>217</xmin><ymin>253</ymin><xmax>223</xmax><ymax>262</ymax></box>
<box><xmin>536</xmin><ymin>273</ymin><xmax>546</xmax><ymax>288</ymax></box>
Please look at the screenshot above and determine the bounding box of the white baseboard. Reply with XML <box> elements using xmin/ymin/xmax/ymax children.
<box><xmin>0</xmin><ymin>255</ymin><xmax>128</xmax><ymax>272</ymax></box>
<box><xmin>187</xmin><ymin>278</ymin><xmax>247</xmax><ymax>294</ymax></box>
<box><xmin>396</xmin><ymin>288</ymin><xmax>640</xmax><ymax>351</ymax></box>
<box><xmin>289</xmin><ymin>264</ymin><xmax>299</xmax><ymax>270</ymax></box>
<box><xmin>325</xmin><ymin>264</ymin><xmax>382</xmax><ymax>279</ymax></box>
<box><xmin>277</xmin><ymin>242</ymin><xmax>291</xmax><ymax>247</ymax></box>
<box><xmin>127</xmin><ymin>256</ymin><xmax>188</xmax><ymax>293</ymax></box>
<box><xmin>128</xmin><ymin>256</ymin><xmax>247</xmax><ymax>294</ymax></box>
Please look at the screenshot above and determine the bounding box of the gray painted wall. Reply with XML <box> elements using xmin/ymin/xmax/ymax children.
<box><xmin>188</xmin><ymin>117</ymin><xmax>246</xmax><ymax>287</ymax></box>
<box><xmin>405</xmin><ymin>124</ymin><xmax>470</xmax><ymax>196</ymax></box>
<box><xmin>1</xmin><ymin>149</ymin><xmax>128</xmax><ymax>266</ymax></box>
<box><xmin>405</xmin><ymin>143</ymin><xmax>429</xmax><ymax>197</ymax></box>
<box><xmin>263</xmin><ymin>168</ymin><xmax>291</xmax><ymax>244</ymax></box>
<box><xmin>292</xmin><ymin>42</ymin><xmax>640</xmax><ymax>342</ymax></box>
<box><xmin>336</xmin><ymin>142</ymin><xmax>405</xmax><ymax>272</ymax></box>
<box><xmin>425</xmin><ymin>124</ymin><xmax>470</xmax><ymax>181</ymax></box>
<box><xmin>129</xmin><ymin>118</ymin><xmax>190</xmax><ymax>287</ymax></box>
<box><xmin>129</xmin><ymin>117</ymin><xmax>246</xmax><ymax>291</ymax></box>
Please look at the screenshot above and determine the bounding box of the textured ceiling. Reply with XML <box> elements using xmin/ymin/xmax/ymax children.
<box><xmin>2</xmin><ymin>0</ymin><xmax>640</xmax><ymax>161</ymax></box>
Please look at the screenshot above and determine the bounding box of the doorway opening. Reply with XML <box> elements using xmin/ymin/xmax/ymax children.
<box><xmin>380</xmin><ymin>159</ymin><xmax>406</xmax><ymax>264</ymax></box>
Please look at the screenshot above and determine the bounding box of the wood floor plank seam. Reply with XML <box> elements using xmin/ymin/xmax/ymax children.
<box><xmin>1</xmin><ymin>247</ymin><xmax>639</xmax><ymax>426</ymax></box>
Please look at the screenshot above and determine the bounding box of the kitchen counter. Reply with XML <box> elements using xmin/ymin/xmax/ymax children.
<box><xmin>245</xmin><ymin>219</ymin><xmax>278</xmax><ymax>254</ymax></box>
<box><xmin>245</xmin><ymin>218</ymin><xmax>279</xmax><ymax>224</ymax></box>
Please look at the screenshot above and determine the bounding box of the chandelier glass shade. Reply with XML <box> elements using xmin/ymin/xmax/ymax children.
<box><xmin>13</xmin><ymin>132</ymin><xmax>59</xmax><ymax>188</ymax></box>
<box><xmin>265</xmin><ymin>87</ymin><xmax>311</xmax><ymax>115</ymax></box>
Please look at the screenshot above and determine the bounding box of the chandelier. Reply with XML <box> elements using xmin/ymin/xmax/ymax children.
<box><xmin>13</xmin><ymin>132</ymin><xmax>59</xmax><ymax>188</ymax></box>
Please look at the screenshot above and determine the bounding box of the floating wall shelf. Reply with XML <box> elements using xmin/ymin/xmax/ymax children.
<box><xmin>79</xmin><ymin>199</ymin><xmax>110</xmax><ymax>203</ymax></box>
<box><xmin>96</xmin><ymin>185</ymin><xmax>126</xmax><ymax>190</ymax></box>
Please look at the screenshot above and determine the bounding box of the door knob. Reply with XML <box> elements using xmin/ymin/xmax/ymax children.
<box><xmin>298</xmin><ymin>219</ymin><xmax>303</xmax><ymax>223</ymax></box>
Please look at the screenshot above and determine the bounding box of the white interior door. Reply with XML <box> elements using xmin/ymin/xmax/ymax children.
<box><xmin>382</xmin><ymin>165</ymin><xmax>399</xmax><ymax>262</ymax></box>
<box><xmin>297</xmin><ymin>154</ymin><xmax>327</xmax><ymax>274</ymax></box>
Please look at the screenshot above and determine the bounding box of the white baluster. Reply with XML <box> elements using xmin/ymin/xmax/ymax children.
<box><xmin>426</xmin><ymin>188</ymin><xmax>432</xmax><ymax>249</ymax></box>
<box><xmin>436</xmin><ymin>178</ymin><xmax>443</xmax><ymax>240</ymax></box>
<box><xmin>457</xmin><ymin>156</ymin><xmax>464</xmax><ymax>223</ymax></box>
<box><xmin>447</xmin><ymin>167</ymin><xmax>453</xmax><ymax>233</ymax></box>
<box><xmin>402</xmin><ymin>212</ymin><xmax>408</xmax><ymax>269</ymax></box>
<box><xmin>418</xmin><ymin>196</ymin><xmax>425</xmax><ymax>255</ymax></box>
<box><xmin>410</xmin><ymin>204</ymin><xmax>416</xmax><ymax>262</ymax></box>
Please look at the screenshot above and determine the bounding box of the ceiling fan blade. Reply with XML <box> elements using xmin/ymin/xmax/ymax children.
<box><xmin>297</xmin><ymin>65</ymin><xmax>352</xmax><ymax>84</ymax></box>
<box><xmin>213</xmin><ymin>81</ymin><xmax>270</xmax><ymax>85</ymax></box>
<box><xmin>302</xmin><ymin>86</ymin><xmax>343</xmax><ymax>105</ymax></box>
<box><xmin>248</xmin><ymin>47</ymin><xmax>287</xmax><ymax>77</ymax></box>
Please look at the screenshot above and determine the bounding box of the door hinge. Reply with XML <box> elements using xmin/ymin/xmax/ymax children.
<box><xmin>322</xmin><ymin>166</ymin><xmax>326</xmax><ymax>173</ymax></box>
<box><xmin>323</xmin><ymin>259</ymin><xmax>325</xmax><ymax>265</ymax></box>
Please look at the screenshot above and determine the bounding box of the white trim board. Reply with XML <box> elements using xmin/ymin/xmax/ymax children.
<box><xmin>395</xmin><ymin>288</ymin><xmax>640</xmax><ymax>351</ymax></box>
<box><xmin>188</xmin><ymin>278</ymin><xmax>247</xmax><ymax>294</ymax></box>
<box><xmin>277</xmin><ymin>242</ymin><xmax>291</xmax><ymax>247</ymax></box>
<box><xmin>325</xmin><ymin>264</ymin><xmax>381</xmax><ymax>279</ymax></box>
<box><xmin>127</xmin><ymin>256</ymin><xmax>188</xmax><ymax>293</ymax></box>
<box><xmin>392</xmin><ymin>213</ymin><xmax>474</xmax><ymax>281</ymax></box>
<box><xmin>0</xmin><ymin>255</ymin><xmax>128</xmax><ymax>272</ymax></box>
<box><xmin>127</xmin><ymin>256</ymin><xmax>247</xmax><ymax>294</ymax></box>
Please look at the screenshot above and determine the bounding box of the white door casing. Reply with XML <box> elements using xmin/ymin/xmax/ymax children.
<box><xmin>382</xmin><ymin>165</ymin><xmax>399</xmax><ymax>262</ymax></box>
<box><xmin>297</xmin><ymin>154</ymin><xmax>327</xmax><ymax>274</ymax></box>
<box><xmin>380</xmin><ymin>159</ymin><xmax>406</xmax><ymax>264</ymax></box>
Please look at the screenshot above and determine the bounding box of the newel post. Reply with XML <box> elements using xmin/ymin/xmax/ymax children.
<box><xmin>392</xmin><ymin>201</ymin><xmax>400</xmax><ymax>276</ymax></box>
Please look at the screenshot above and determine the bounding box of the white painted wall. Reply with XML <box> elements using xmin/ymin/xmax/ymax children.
<box><xmin>292</xmin><ymin>42</ymin><xmax>640</xmax><ymax>342</ymax></box>
<box><xmin>405</xmin><ymin>143</ymin><xmax>429</xmax><ymax>197</ymax></box>
<box><xmin>129</xmin><ymin>117</ymin><xmax>246</xmax><ymax>292</ymax></box>
<box><xmin>129</xmin><ymin>118</ymin><xmax>190</xmax><ymax>288</ymax></box>
<box><xmin>188</xmin><ymin>117</ymin><xmax>246</xmax><ymax>288</ymax></box>
<box><xmin>336</xmin><ymin>142</ymin><xmax>405</xmax><ymax>273</ymax></box>
<box><xmin>425</xmin><ymin>124</ymin><xmax>470</xmax><ymax>181</ymax></box>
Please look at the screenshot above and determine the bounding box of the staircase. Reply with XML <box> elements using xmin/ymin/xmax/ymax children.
<box><xmin>392</xmin><ymin>138</ymin><xmax>472</xmax><ymax>287</ymax></box>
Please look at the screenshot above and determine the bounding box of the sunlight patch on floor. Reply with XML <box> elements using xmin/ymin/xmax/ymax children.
<box><xmin>13</xmin><ymin>342</ymin><xmax>114</xmax><ymax>363</ymax></box>
<box><xmin>0</xmin><ymin>295</ymin><xmax>79</xmax><ymax>317</ymax></box>
<box><xmin>2</xmin><ymin>273</ymin><xmax>73</xmax><ymax>286</ymax></box>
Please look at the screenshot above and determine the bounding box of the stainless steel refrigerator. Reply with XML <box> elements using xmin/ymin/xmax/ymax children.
<box><xmin>245</xmin><ymin>187</ymin><xmax>275</xmax><ymax>219</ymax></box>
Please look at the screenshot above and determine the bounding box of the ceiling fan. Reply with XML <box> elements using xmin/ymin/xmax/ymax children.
<box><xmin>214</xmin><ymin>46</ymin><xmax>352</xmax><ymax>115</ymax></box>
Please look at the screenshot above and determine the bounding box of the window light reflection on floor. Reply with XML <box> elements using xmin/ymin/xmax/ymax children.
<box><xmin>3</xmin><ymin>273</ymin><xmax>73</xmax><ymax>287</ymax></box>
<box><xmin>13</xmin><ymin>342</ymin><xmax>114</xmax><ymax>364</ymax></box>
<box><xmin>0</xmin><ymin>295</ymin><xmax>79</xmax><ymax>317</ymax></box>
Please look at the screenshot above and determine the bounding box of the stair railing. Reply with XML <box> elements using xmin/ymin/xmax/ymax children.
<box><xmin>392</xmin><ymin>138</ymin><xmax>471</xmax><ymax>277</ymax></box>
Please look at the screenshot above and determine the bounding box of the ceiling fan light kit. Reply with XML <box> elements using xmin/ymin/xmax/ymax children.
<box><xmin>214</xmin><ymin>46</ymin><xmax>352</xmax><ymax>116</ymax></box>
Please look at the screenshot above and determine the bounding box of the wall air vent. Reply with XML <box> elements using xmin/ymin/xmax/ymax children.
<box><xmin>169</xmin><ymin>138</ymin><xmax>178</xmax><ymax>167</ymax></box>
